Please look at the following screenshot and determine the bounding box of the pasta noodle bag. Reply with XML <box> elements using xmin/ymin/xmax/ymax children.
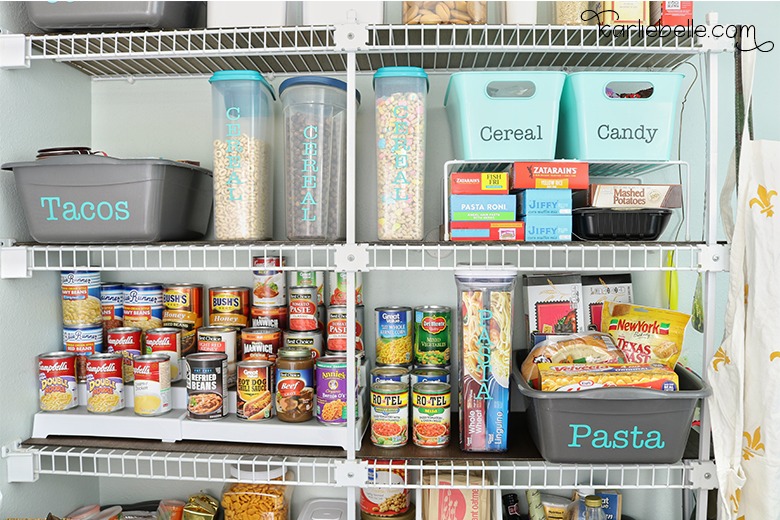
<box><xmin>537</xmin><ymin>363</ymin><xmax>679</xmax><ymax>392</ymax></box>
<box><xmin>602</xmin><ymin>302</ymin><xmax>690</xmax><ymax>369</ymax></box>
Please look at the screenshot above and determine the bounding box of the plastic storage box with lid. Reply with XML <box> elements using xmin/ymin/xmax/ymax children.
<box><xmin>210</xmin><ymin>70</ymin><xmax>276</xmax><ymax>241</ymax></box>
<box><xmin>444</xmin><ymin>71</ymin><xmax>567</xmax><ymax>161</ymax></box>
<box><xmin>2</xmin><ymin>155</ymin><xmax>212</xmax><ymax>243</ymax></box>
<box><xmin>207</xmin><ymin>1</ymin><xmax>292</xmax><ymax>27</ymax></box>
<box><xmin>27</xmin><ymin>1</ymin><xmax>205</xmax><ymax>31</ymax></box>
<box><xmin>279</xmin><ymin>76</ymin><xmax>361</xmax><ymax>241</ymax></box>
<box><xmin>302</xmin><ymin>2</ymin><xmax>385</xmax><ymax>24</ymax></box>
<box><xmin>556</xmin><ymin>72</ymin><xmax>684</xmax><ymax>161</ymax></box>
<box><xmin>297</xmin><ymin>498</ymin><xmax>350</xmax><ymax>520</ymax></box>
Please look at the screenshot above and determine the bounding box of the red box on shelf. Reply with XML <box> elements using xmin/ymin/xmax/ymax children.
<box><xmin>511</xmin><ymin>162</ymin><xmax>589</xmax><ymax>190</ymax></box>
<box><xmin>650</xmin><ymin>1</ymin><xmax>693</xmax><ymax>26</ymax></box>
<box><xmin>450</xmin><ymin>172</ymin><xmax>509</xmax><ymax>195</ymax></box>
<box><xmin>450</xmin><ymin>221</ymin><xmax>525</xmax><ymax>242</ymax></box>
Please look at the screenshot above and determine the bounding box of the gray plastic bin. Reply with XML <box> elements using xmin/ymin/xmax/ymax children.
<box><xmin>2</xmin><ymin>155</ymin><xmax>213</xmax><ymax>244</ymax></box>
<box><xmin>516</xmin><ymin>365</ymin><xmax>711</xmax><ymax>464</ymax></box>
<box><xmin>27</xmin><ymin>2</ymin><xmax>205</xmax><ymax>32</ymax></box>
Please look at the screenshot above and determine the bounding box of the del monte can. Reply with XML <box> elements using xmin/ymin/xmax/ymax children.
<box><xmin>414</xmin><ymin>305</ymin><xmax>451</xmax><ymax>366</ymax></box>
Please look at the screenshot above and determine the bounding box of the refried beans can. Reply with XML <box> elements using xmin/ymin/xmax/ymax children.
<box><xmin>86</xmin><ymin>353</ymin><xmax>124</xmax><ymax>414</ymax></box>
<box><xmin>63</xmin><ymin>324</ymin><xmax>104</xmax><ymax>382</ymax></box>
<box><xmin>288</xmin><ymin>286</ymin><xmax>319</xmax><ymax>332</ymax></box>
<box><xmin>289</xmin><ymin>270</ymin><xmax>325</xmax><ymax>306</ymax></box>
<box><xmin>185</xmin><ymin>352</ymin><xmax>228</xmax><ymax>421</ymax></box>
<box><xmin>253</xmin><ymin>256</ymin><xmax>286</xmax><ymax>307</ymax></box>
<box><xmin>251</xmin><ymin>305</ymin><xmax>288</xmax><ymax>330</ymax></box>
<box><xmin>145</xmin><ymin>327</ymin><xmax>182</xmax><ymax>382</ymax></box>
<box><xmin>411</xmin><ymin>382</ymin><xmax>451</xmax><ymax>448</ymax></box>
<box><xmin>107</xmin><ymin>327</ymin><xmax>142</xmax><ymax>383</ymax></box>
<box><xmin>326</xmin><ymin>305</ymin><xmax>365</xmax><ymax>353</ymax></box>
<box><xmin>163</xmin><ymin>283</ymin><xmax>204</xmax><ymax>358</ymax></box>
<box><xmin>61</xmin><ymin>271</ymin><xmax>102</xmax><ymax>327</ymax></box>
<box><xmin>283</xmin><ymin>330</ymin><xmax>323</xmax><ymax>360</ymax></box>
<box><xmin>100</xmin><ymin>283</ymin><xmax>124</xmax><ymax>342</ymax></box>
<box><xmin>237</xmin><ymin>360</ymin><xmax>274</xmax><ymax>421</ymax></box>
<box><xmin>197</xmin><ymin>326</ymin><xmax>238</xmax><ymax>385</ymax></box>
<box><xmin>208</xmin><ymin>286</ymin><xmax>250</xmax><ymax>328</ymax></box>
<box><xmin>361</xmin><ymin>460</ymin><xmax>411</xmax><ymax>517</ymax></box>
<box><xmin>328</xmin><ymin>271</ymin><xmax>363</xmax><ymax>306</ymax></box>
<box><xmin>133</xmin><ymin>354</ymin><xmax>171</xmax><ymax>416</ymax></box>
<box><xmin>38</xmin><ymin>352</ymin><xmax>78</xmax><ymax>412</ymax></box>
<box><xmin>123</xmin><ymin>283</ymin><xmax>164</xmax><ymax>335</ymax></box>
<box><xmin>370</xmin><ymin>381</ymin><xmax>409</xmax><ymax>448</ymax></box>
<box><xmin>240</xmin><ymin>327</ymin><xmax>282</xmax><ymax>363</ymax></box>
<box><xmin>316</xmin><ymin>356</ymin><xmax>357</xmax><ymax>426</ymax></box>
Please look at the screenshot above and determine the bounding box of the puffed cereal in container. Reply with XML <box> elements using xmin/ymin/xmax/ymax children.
<box><xmin>374</xmin><ymin>67</ymin><xmax>429</xmax><ymax>241</ymax></box>
<box><xmin>221</xmin><ymin>467</ymin><xmax>294</xmax><ymax>520</ymax></box>
<box><xmin>402</xmin><ymin>1</ymin><xmax>487</xmax><ymax>24</ymax></box>
<box><xmin>210</xmin><ymin>70</ymin><xmax>276</xmax><ymax>240</ymax></box>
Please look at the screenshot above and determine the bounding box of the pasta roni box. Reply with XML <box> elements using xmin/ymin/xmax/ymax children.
<box><xmin>450</xmin><ymin>172</ymin><xmax>509</xmax><ymax>195</ymax></box>
<box><xmin>450</xmin><ymin>221</ymin><xmax>525</xmax><ymax>242</ymax></box>
<box><xmin>450</xmin><ymin>195</ymin><xmax>517</xmax><ymax>222</ymax></box>
<box><xmin>512</xmin><ymin>161</ymin><xmax>588</xmax><ymax>190</ymax></box>
<box><xmin>571</xmin><ymin>490</ymin><xmax>622</xmax><ymax>520</ymax></box>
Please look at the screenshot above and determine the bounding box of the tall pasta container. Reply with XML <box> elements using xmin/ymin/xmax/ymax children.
<box><xmin>374</xmin><ymin>67</ymin><xmax>428</xmax><ymax>241</ymax></box>
<box><xmin>210</xmin><ymin>70</ymin><xmax>276</xmax><ymax>240</ymax></box>
<box><xmin>454</xmin><ymin>268</ymin><xmax>517</xmax><ymax>452</ymax></box>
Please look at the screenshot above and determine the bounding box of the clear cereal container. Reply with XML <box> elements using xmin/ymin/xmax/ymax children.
<box><xmin>222</xmin><ymin>468</ymin><xmax>294</xmax><ymax>520</ymax></box>
<box><xmin>210</xmin><ymin>70</ymin><xmax>276</xmax><ymax>240</ymax></box>
<box><xmin>402</xmin><ymin>1</ymin><xmax>487</xmax><ymax>24</ymax></box>
<box><xmin>279</xmin><ymin>77</ymin><xmax>360</xmax><ymax>241</ymax></box>
<box><xmin>374</xmin><ymin>67</ymin><xmax>429</xmax><ymax>241</ymax></box>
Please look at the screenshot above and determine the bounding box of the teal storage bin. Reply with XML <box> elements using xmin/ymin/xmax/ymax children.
<box><xmin>557</xmin><ymin>72</ymin><xmax>684</xmax><ymax>161</ymax></box>
<box><xmin>444</xmin><ymin>71</ymin><xmax>566</xmax><ymax>161</ymax></box>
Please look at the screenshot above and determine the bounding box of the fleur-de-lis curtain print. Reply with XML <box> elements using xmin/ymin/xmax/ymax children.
<box><xmin>712</xmin><ymin>346</ymin><xmax>731</xmax><ymax>372</ymax></box>
<box><xmin>742</xmin><ymin>427</ymin><xmax>765</xmax><ymax>461</ymax></box>
<box><xmin>749</xmin><ymin>184</ymin><xmax>777</xmax><ymax>217</ymax></box>
<box><xmin>731</xmin><ymin>488</ymin><xmax>742</xmax><ymax>514</ymax></box>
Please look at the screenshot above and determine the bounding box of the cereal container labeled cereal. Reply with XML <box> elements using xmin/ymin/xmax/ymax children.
<box><xmin>210</xmin><ymin>70</ymin><xmax>276</xmax><ymax>240</ymax></box>
<box><xmin>374</xmin><ymin>67</ymin><xmax>428</xmax><ymax>241</ymax></box>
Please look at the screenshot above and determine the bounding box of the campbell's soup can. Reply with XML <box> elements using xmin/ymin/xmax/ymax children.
<box><xmin>328</xmin><ymin>271</ymin><xmax>363</xmax><ymax>306</ymax></box>
<box><xmin>163</xmin><ymin>283</ymin><xmax>204</xmax><ymax>358</ymax></box>
<box><xmin>289</xmin><ymin>271</ymin><xmax>325</xmax><ymax>306</ymax></box>
<box><xmin>209</xmin><ymin>286</ymin><xmax>250</xmax><ymax>328</ymax></box>
<box><xmin>251</xmin><ymin>305</ymin><xmax>288</xmax><ymax>330</ymax></box>
<box><xmin>100</xmin><ymin>283</ymin><xmax>124</xmax><ymax>342</ymax></box>
<box><xmin>253</xmin><ymin>256</ymin><xmax>286</xmax><ymax>307</ymax></box>
<box><xmin>145</xmin><ymin>327</ymin><xmax>182</xmax><ymax>382</ymax></box>
<box><xmin>237</xmin><ymin>360</ymin><xmax>274</xmax><ymax>421</ymax></box>
<box><xmin>197</xmin><ymin>326</ymin><xmax>238</xmax><ymax>385</ymax></box>
<box><xmin>63</xmin><ymin>324</ymin><xmax>104</xmax><ymax>382</ymax></box>
<box><xmin>361</xmin><ymin>459</ymin><xmax>411</xmax><ymax>517</ymax></box>
<box><xmin>241</xmin><ymin>327</ymin><xmax>282</xmax><ymax>363</ymax></box>
<box><xmin>185</xmin><ymin>352</ymin><xmax>228</xmax><ymax>421</ymax></box>
<box><xmin>86</xmin><ymin>353</ymin><xmax>124</xmax><ymax>414</ymax></box>
<box><xmin>288</xmin><ymin>286</ymin><xmax>319</xmax><ymax>332</ymax></box>
<box><xmin>123</xmin><ymin>283</ymin><xmax>164</xmax><ymax>335</ymax></box>
<box><xmin>106</xmin><ymin>327</ymin><xmax>142</xmax><ymax>383</ymax></box>
<box><xmin>61</xmin><ymin>271</ymin><xmax>102</xmax><ymax>327</ymax></box>
<box><xmin>283</xmin><ymin>330</ymin><xmax>323</xmax><ymax>360</ymax></box>
<box><xmin>326</xmin><ymin>305</ymin><xmax>364</xmax><ymax>353</ymax></box>
<box><xmin>38</xmin><ymin>352</ymin><xmax>78</xmax><ymax>412</ymax></box>
<box><xmin>133</xmin><ymin>354</ymin><xmax>171</xmax><ymax>416</ymax></box>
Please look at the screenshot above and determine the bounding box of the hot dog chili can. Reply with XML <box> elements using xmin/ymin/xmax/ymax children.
<box><xmin>290</xmin><ymin>271</ymin><xmax>325</xmax><ymax>306</ymax></box>
<box><xmin>326</xmin><ymin>305</ymin><xmax>364</xmax><ymax>353</ymax></box>
<box><xmin>410</xmin><ymin>367</ymin><xmax>450</xmax><ymax>385</ymax></box>
<box><xmin>198</xmin><ymin>326</ymin><xmax>238</xmax><ymax>385</ymax></box>
<box><xmin>283</xmin><ymin>330</ymin><xmax>323</xmax><ymax>360</ymax></box>
<box><xmin>370</xmin><ymin>381</ymin><xmax>409</xmax><ymax>448</ymax></box>
<box><xmin>208</xmin><ymin>286</ymin><xmax>250</xmax><ymax>328</ymax></box>
<box><xmin>328</xmin><ymin>271</ymin><xmax>363</xmax><ymax>306</ymax></box>
<box><xmin>185</xmin><ymin>352</ymin><xmax>228</xmax><ymax>421</ymax></box>
<box><xmin>240</xmin><ymin>327</ymin><xmax>282</xmax><ymax>363</ymax></box>
<box><xmin>412</xmin><ymin>382</ymin><xmax>451</xmax><ymax>448</ymax></box>
<box><xmin>86</xmin><ymin>353</ymin><xmax>124</xmax><ymax>414</ymax></box>
<box><xmin>123</xmin><ymin>283</ymin><xmax>164</xmax><ymax>335</ymax></box>
<box><xmin>253</xmin><ymin>256</ymin><xmax>286</xmax><ymax>307</ymax></box>
<box><xmin>100</xmin><ymin>283</ymin><xmax>124</xmax><ymax>342</ymax></box>
<box><xmin>371</xmin><ymin>366</ymin><xmax>411</xmax><ymax>385</ymax></box>
<box><xmin>107</xmin><ymin>327</ymin><xmax>142</xmax><ymax>383</ymax></box>
<box><xmin>133</xmin><ymin>354</ymin><xmax>171</xmax><ymax>416</ymax></box>
<box><xmin>288</xmin><ymin>286</ymin><xmax>319</xmax><ymax>332</ymax></box>
<box><xmin>145</xmin><ymin>327</ymin><xmax>182</xmax><ymax>382</ymax></box>
<box><xmin>163</xmin><ymin>283</ymin><xmax>204</xmax><ymax>358</ymax></box>
<box><xmin>251</xmin><ymin>305</ymin><xmax>289</xmax><ymax>330</ymax></box>
<box><xmin>414</xmin><ymin>305</ymin><xmax>451</xmax><ymax>367</ymax></box>
<box><xmin>237</xmin><ymin>360</ymin><xmax>274</xmax><ymax>421</ymax></box>
<box><xmin>38</xmin><ymin>352</ymin><xmax>78</xmax><ymax>412</ymax></box>
<box><xmin>63</xmin><ymin>324</ymin><xmax>104</xmax><ymax>383</ymax></box>
<box><xmin>375</xmin><ymin>307</ymin><xmax>413</xmax><ymax>367</ymax></box>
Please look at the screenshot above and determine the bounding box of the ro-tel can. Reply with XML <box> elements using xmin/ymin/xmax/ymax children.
<box><xmin>326</xmin><ymin>305</ymin><xmax>365</xmax><ymax>353</ymax></box>
<box><xmin>86</xmin><ymin>353</ymin><xmax>124</xmax><ymax>414</ymax></box>
<box><xmin>361</xmin><ymin>460</ymin><xmax>411</xmax><ymax>517</ymax></box>
<box><xmin>163</xmin><ymin>283</ymin><xmax>204</xmax><ymax>358</ymax></box>
<box><xmin>316</xmin><ymin>356</ymin><xmax>356</xmax><ymax>426</ymax></box>
<box><xmin>371</xmin><ymin>366</ymin><xmax>410</xmax><ymax>386</ymax></box>
<box><xmin>288</xmin><ymin>286</ymin><xmax>319</xmax><ymax>332</ymax></box>
<box><xmin>185</xmin><ymin>352</ymin><xmax>228</xmax><ymax>420</ymax></box>
<box><xmin>63</xmin><ymin>324</ymin><xmax>104</xmax><ymax>382</ymax></box>
<box><xmin>208</xmin><ymin>286</ymin><xmax>250</xmax><ymax>328</ymax></box>
<box><xmin>328</xmin><ymin>271</ymin><xmax>363</xmax><ymax>306</ymax></box>
<box><xmin>412</xmin><ymin>382</ymin><xmax>451</xmax><ymax>448</ymax></box>
<box><xmin>283</xmin><ymin>330</ymin><xmax>323</xmax><ymax>360</ymax></box>
<box><xmin>145</xmin><ymin>327</ymin><xmax>182</xmax><ymax>382</ymax></box>
<box><xmin>100</xmin><ymin>283</ymin><xmax>124</xmax><ymax>342</ymax></box>
<box><xmin>123</xmin><ymin>283</ymin><xmax>164</xmax><ymax>336</ymax></box>
<box><xmin>275</xmin><ymin>347</ymin><xmax>315</xmax><ymax>423</ymax></box>
<box><xmin>38</xmin><ymin>352</ymin><xmax>78</xmax><ymax>412</ymax></box>
<box><xmin>410</xmin><ymin>367</ymin><xmax>450</xmax><ymax>386</ymax></box>
<box><xmin>251</xmin><ymin>305</ymin><xmax>288</xmax><ymax>330</ymax></box>
<box><xmin>198</xmin><ymin>326</ymin><xmax>238</xmax><ymax>385</ymax></box>
<box><xmin>290</xmin><ymin>270</ymin><xmax>325</xmax><ymax>306</ymax></box>
<box><xmin>133</xmin><ymin>354</ymin><xmax>171</xmax><ymax>416</ymax></box>
<box><xmin>61</xmin><ymin>270</ymin><xmax>102</xmax><ymax>326</ymax></box>
<box><xmin>240</xmin><ymin>327</ymin><xmax>282</xmax><ymax>363</ymax></box>
<box><xmin>375</xmin><ymin>307</ymin><xmax>413</xmax><ymax>366</ymax></box>
<box><xmin>414</xmin><ymin>305</ymin><xmax>451</xmax><ymax>367</ymax></box>
<box><xmin>107</xmin><ymin>327</ymin><xmax>142</xmax><ymax>383</ymax></box>
<box><xmin>236</xmin><ymin>360</ymin><xmax>274</xmax><ymax>421</ymax></box>
<box><xmin>252</xmin><ymin>256</ymin><xmax>287</xmax><ymax>307</ymax></box>
<box><xmin>370</xmin><ymin>381</ymin><xmax>409</xmax><ymax>448</ymax></box>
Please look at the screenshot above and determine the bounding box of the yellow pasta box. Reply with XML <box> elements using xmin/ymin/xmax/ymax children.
<box><xmin>537</xmin><ymin>363</ymin><xmax>678</xmax><ymax>392</ymax></box>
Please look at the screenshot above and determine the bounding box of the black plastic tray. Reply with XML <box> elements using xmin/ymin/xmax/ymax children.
<box><xmin>573</xmin><ymin>208</ymin><xmax>673</xmax><ymax>241</ymax></box>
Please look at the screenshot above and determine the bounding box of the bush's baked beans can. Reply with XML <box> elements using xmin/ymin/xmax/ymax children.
<box><xmin>209</xmin><ymin>286</ymin><xmax>250</xmax><ymax>328</ymax></box>
<box><xmin>316</xmin><ymin>356</ymin><xmax>356</xmax><ymax>426</ymax></box>
<box><xmin>133</xmin><ymin>354</ymin><xmax>171</xmax><ymax>416</ymax></box>
<box><xmin>86</xmin><ymin>353</ymin><xmax>124</xmax><ymax>414</ymax></box>
<box><xmin>185</xmin><ymin>352</ymin><xmax>228</xmax><ymax>421</ymax></box>
<box><xmin>251</xmin><ymin>305</ymin><xmax>289</xmax><ymax>330</ymax></box>
<box><xmin>163</xmin><ymin>283</ymin><xmax>204</xmax><ymax>358</ymax></box>
<box><xmin>198</xmin><ymin>326</ymin><xmax>238</xmax><ymax>385</ymax></box>
<box><xmin>370</xmin><ymin>381</ymin><xmax>409</xmax><ymax>448</ymax></box>
<box><xmin>61</xmin><ymin>271</ymin><xmax>102</xmax><ymax>327</ymax></box>
<box><xmin>253</xmin><ymin>256</ymin><xmax>286</xmax><ymax>307</ymax></box>
<box><xmin>289</xmin><ymin>271</ymin><xmax>325</xmax><ymax>306</ymax></box>
<box><xmin>145</xmin><ymin>327</ymin><xmax>182</xmax><ymax>382</ymax></box>
<box><xmin>288</xmin><ymin>286</ymin><xmax>319</xmax><ymax>332</ymax></box>
<box><xmin>326</xmin><ymin>305</ymin><xmax>365</xmax><ymax>353</ymax></box>
<box><xmin>361</xmin><ymin>459</ymin><xmax>411</xmax><ymax>517</ymax></box>
<box><xmin>123</xmin><ymin>283</ymin><xmax>164</xmax><ymax>335</ymax></box>
<box><xmin>107</xmin><ymin>327</ymin><xmax>142</xmax><ymax>383</ymax></box>
<box><xmin>100</xmin><ymin>283</ymin><xmax>124</xmax><ymax>342</ymax></box>
<box><xmin>375</xmin><ymin>307</ymin><xmax>413</xmax><ymax>367</ymax></box>
<box><xmin>283</xmin><ymin>330</ymin><xmax>323</xmax><ymax>360</ymax></box>
<box><xmin>371</xmin><ymin>366</ymin><xmax>411</xmax><ymax>385</ymax></box>
<box><xmin>63</xmin><ymin>324</ymin><xmax>104</xmax><ymax>382</ymax></box>
<box><xmin>237</xmin><ymin>360</ymin><xmax>274</xmax><ymax>421</ymax></box>
<box><xmin>38</xmin><ymin>352</ymin><xmax>78</xmax><ymax>412</ymax></box>
<box><xmin>410</xmin><ymin>367</ymin><xmax>450</xmax><ymax>385</ymax></box>
<box><xmin>240</xmin><ymin>327</ymin><xmax>282</xmax><ymax>363</ymax></box>
<box><xmin>414</xmin><ymin>306</ymin><xmax>451</xmax><ymax>367</ymax></box>
<box><xmin>412</xmin><ymin>382</ymin><xmax>451</xmax><ymax>448</ymax></box>
<box><xmin>328</xmin><ymin>271</ymin><xmax>363</xmax><ymax>306</ymax></box>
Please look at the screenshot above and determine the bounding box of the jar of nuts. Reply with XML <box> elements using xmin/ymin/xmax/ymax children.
<box><xmin>402</xmin><ymin>1</ymin><xmax>487</xmax><ymax>24</ymax></box>
<box><xmin>222</xmin><ymin>468</ymin><xmax>294</xmax><ymax>520</ymax></box>
<box><xmin>555</xmin><ymin>1</ymin><xmax>594</xmax><ymax>25</ymax></box>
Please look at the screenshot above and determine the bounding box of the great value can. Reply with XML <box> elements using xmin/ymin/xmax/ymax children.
<box><xmin>163</xmin><ymin>283</ymin><xmax>204</xmax><ymax>357</ymax></box>
<box><xmin>240</xmin><ymin>327</ymin><xmax>282</xmax><ymax>362</ymax></box>
<box><xmin>289</xmin><ymin>270</ymin><xmax>325</xmax><ymax>306</ymax></box>
<box><xmin>326</xmin><ymin>305</ymin><xmax>365</xmax><ymax>353</ymax></box>
<box><xmin>414</xmin><ymin>306</ymin><xmax>451</xmax><ymax>367</ymax></box>
<box><xmin>288</xmin><ymin>286</ymin><xmax>319</xmax><ymax>332</ymax></box>
<box><xmin>63</xmin><ymin>324</ymin><xmax>104</xmax><ymax>382</ymax></box>
<box><xmin>198</xmin><ymin>326</ymin><xmax>238</xmax><ymax>385</ymax></box>
<box><xmin>100</xmin><ymin>283</ymin><xmax>124</xmax><ymax>341</ymax></box>
<box><xmin>123</xmin><ymin>283</ymin><xmax>164</xmax><ymax>334</ymax></box>
<box><xmin>86</xmin><ymin>353</ymin><xmax>124</xmax><ymax>414</ymax></box>
<box><xmin>371</xmin><ymin>366</ymin><xmax>410</xmax><ymax>386</ymax></box>
<box><xmin>38</xmin><ymin>352</ymin><xmax>78</xmax><ymax>412</ymax></box>
<box><xmin>251</xmin><ymin>305</ymin><xmax>289</xmax><ymax>330</ymax></box>
<box><xmin>370</xmin><ymin>381</ymin><xmax>409</xmax><ymax>448</ymax></box>
<box><xmin>316</xmin><ymin>356</ymin><xmax>354</xmax><ymax>426</ymax></box>
<box><xmin>253</xmin><ymin>256</ymin><xmax>286</xmax><ymax>306</ymax></box>
<box><xmin>185</xmin><ymin>352</ymin><xmax>228</xmax><ymax>420</ymax></box>
<box><xmin>412</xmin><ymin>382</ymin><xmax>451</xmax><ymax>448</ymax></box>
<box><xmin>328</xmin><ymin>271</ymin><xmax>363</xmax><ymax>306</ymax></box>
<box><xmin>361</xmin><ymin>460</ymin><xmax>411</xmax><ymax>517</ymax></box>
<box><xmin>61</xmin><ymin>271</ymin><xmax>102</xmax><ymax>326</ymax></box>
<box><xmin>209</xmin><ymin>286</ymin><xmax>250</xmax><ymax>328</ymax></box>
<box><xmin>107</xmin><ymin>327</ymin><xmax>142</xmax><ymax>383</ymax></box>
<box><xmin>375</xmin><ymin>307</ymin><xmax>413</xmax><ymax>366</ymax></box>
<box><xmin>283</xmin><ymin>330</ymin><xmax>323</xmax><ymax>360</ymax></box>
<box><xmin>237</xmin><ymin>360</ymin><xmax>274</xmax><ymax>421</ymax></box>
<box><xmin>145</xmin><ymin>327</ymin><xmax>182</xmax><ymax>382</ymax></box>
<box><xmin>410</xmin><ymin>367</ymin><xmax>450</xmax><ymax>385</ymax></box>
<box><xmin>133</xmin><ymin>354</ymin><xmax>171</xmax><ymax>416</ymax></box>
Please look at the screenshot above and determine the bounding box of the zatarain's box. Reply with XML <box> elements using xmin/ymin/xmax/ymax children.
<box><xmin>512</xmin><ymin>161</ymin><xmax>589</xmax><ymax>190</ymax></box>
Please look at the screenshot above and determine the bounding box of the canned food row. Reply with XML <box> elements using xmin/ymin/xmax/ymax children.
<box><xmin>252</xmin><ymin>257</ymin><xmax>364</xmax><ymax>307</ymax></box>
<box><xmin>374</xmin><ymin>305</ymin><xmax>451</xmax><ymax>367</ymax></box>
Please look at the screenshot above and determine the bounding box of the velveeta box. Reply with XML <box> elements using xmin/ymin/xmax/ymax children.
<box><xmin>523</xmin><ymin>274</ymin><xmax>585</xmax><ymax>334</ymax></box>
<box><xmin>450</xmin><ymin>172</ymin><xmax>509</xmax><ymax>195</ymax></box>
<box><xmin>537</xmin><ymin>363</ymin><xmax>679</xmax><ymax>392</ymax></box>
<box><xmin>581</xmin><ymin>274</ymin><xmax>633</xmax><ymax>331</ymax></box>
<box><xmin>512</xmin><ymin>161</ymin><xmax>588</xmax><ymax>190</ymax></box>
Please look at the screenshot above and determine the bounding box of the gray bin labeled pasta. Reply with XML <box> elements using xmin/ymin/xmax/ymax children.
<box><xmin>3</xmin><ymin>155</ymin><xmax>212</xmax><ymax>243</ymax></box>
<box><xmin>516</xmin><ymin>365</ymin><xmax>711</xmax><ymax>463</ymax></box>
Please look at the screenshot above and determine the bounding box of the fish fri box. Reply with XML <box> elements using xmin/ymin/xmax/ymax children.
<box><xmin>574</xmin><ymin>184</ymin><xmax>683</xmax><ymax>209</ymax></box>
<box><xmin>512</xmin><ymin>162</ymin><xmax>589</xmax><ymax>190</ymax></box>
<box><xmin>520</xmin><ymin>189</ymin><xmax>573</xmax><ymax>215</ymax></box>
<box><xmin>581</xmin><ymin>274</ymin><xmax>633</xmax><ymax>331</ymax></box>
<box><xmin>450</xmin><ymin>221</ymin><xmax>525</xmax><ymax>242</ymax></box>
<box><xmin>450</xmin><ymin>195</ymin><xmax>517</xmax><ymax>222</ymax></box>
<box><xmin>523</xmin><ymin>275</ymin><xmax>585</xmax><ymax>335</ymax></box>
<box><xmin>522</xmin><ymin>215</ymin><xmax>572</xmax><ymax>242</ymax></box>
<box><xmin>450</xmin><ymin>172</ymin><xmax>509</xmax><ymax>195</ymax></box>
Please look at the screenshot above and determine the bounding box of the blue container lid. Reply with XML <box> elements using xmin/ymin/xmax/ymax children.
<box><xmin>373</xmin><ymin>66</ymin><xmax>429</xmax><ymax>92</ymax></box>
<box><xmin>278</xmin><ymin>76</ymin><xmax>361</xmax><ymax>105</ymax></box>
<box><xmin>209</xmin><ymin>70</ymin><xmax>276</xmax><ymax>100</ymax></box>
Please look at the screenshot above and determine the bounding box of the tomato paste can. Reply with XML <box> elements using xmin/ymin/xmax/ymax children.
<box><xmin>100</xmin><ymin>283</ymin><xmax>124</xmax><ymax>343</ymax></box>
<box><xmin>253</xmin><ymin>256</ymin><xmax>286</xmax><ymax>306</ymax></box>
<box><xmin>289</xmin><ymin>270</ymin><xmax>325</xmax><ymax>306</ymax></box>
<box><xmin>288</xmin><ymin>286</ymin><xmax>319</xmax><ymax>332</ymax></box>
<box><xmin>163</xmin><ymin>283</ymin><xmax>204</xmax><ymax>357</ymax></box>
<box><xmin>361</xmin><ymin>459</ymin><xmax>411</xmax><ymax>517</ymax></box>
<box><xmin>411</xmin><ymin>382</ymin><xmax>451</xmax><ymax>448</ymax></box>
<box><xmin>38</xmin><ymin>352</ymin><xmax>78</xmax><ymax>412</ymax></box>
<box><xmin>236</xmin><ymin>360</ymin><xmax>274</xmax><ymax>421</ymax></box>
<box><xmin>326</xmin><ymin>305</ymin><xmax>365</xmax><ymax>353</ymax></box>
<box><xmin>251</xmin><ymin>305</ymin><xmax>289</xmax><ymax>330</ymax></box>
<box><xmin>370</xmin><ymin>381</ymin><xmax>409</xmax><ymax>448</ymax></box>
<box><xmin>328</xmin><ymin>271</ymin><xmax>363</xmax><ymax>306</ymax></box>
<box><xmin>107</xmin><ymin>326</ymin><xmax>142</xmax><ymax>383</ymax></box>
<box><xmin>123</xmin><ymin>283</ymin><xmax>164</xmax><ymax>336</ymax></box>
<box><xmin>61</xmin><ymin>270</ymin><xmax>102</xmax><ymax>326</ymax></box>
<box><xmin>283</xmin><ymin>330</ymin><xmax>323</xmax><ymax>360</ymax></box>
<box><xmin>133</xmin><ymin>354</ymin><xmax>171</xmax><ymax>416</ymax></box>
<box><xmin>86</xmin><ymin>353</ymin><xmax>124</xmax><ymax>414</ymax></box>
<box><xmin>63</xmin><ymin>324</ymin><xmax>104</xmax><ymax>382</ymax></box>
<box><xmin>145</xmin><ymin>327</ymin><xmax>182</xmax><ymax>382</ymax></box>
<box><xmin>413</xmin><ymin>305</ymin><xmax>451</xmax><ymax>367</ymax></box>
<box><xmin>185</xmin><ymin>352</ymin><xmax>228</xmax><ymax>421</ymax></box>
<box><xmin>208</xmin><ymin>286</ymin><xmax>250</xmax><ymax>328</ymax></box>
<box><xmin>240</xmin><ymin>326</ymin><xmax>282</xmax><ymax>363</ymax></box>
<box><xmin>197</xmin><ymin>326</ymin><xmax>238</xmax><ymax>385</ymax></box>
